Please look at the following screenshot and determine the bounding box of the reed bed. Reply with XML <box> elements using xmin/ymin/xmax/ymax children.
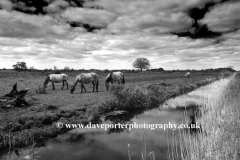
<box><xmin>128</xmin><ymin>135</ymin><xmax>156</xmax><ymax>160</ymax></box>
<box><xmin>168</xmin><ymin>73</ymin><xmax>240</xmax><ymax>160</ymax></box>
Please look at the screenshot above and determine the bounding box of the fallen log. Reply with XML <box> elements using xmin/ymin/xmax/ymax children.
<box><xmin>0</xmin><ymin>83</ymin><xmax>29</xmax><ymax>108</ymax></box>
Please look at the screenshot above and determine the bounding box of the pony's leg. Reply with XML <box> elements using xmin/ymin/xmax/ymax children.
<box><xmin>80</xmin><ymin>84</ymin><xmax>83</xmax><ymax>93</ymax></box>
<box><xmin>82</xmin><ymin>84</ymin><xmax>86</xmax><ymax>93</ymax></box>
<box><xmin>81</xmin><ymin>84</ymin><xmax>87</xmax><ymax>93</ymax></box>
<box><xmin>92</xmin><ymin>81</ymin><xmax>95</xmax><ymax>92</ymax></box>
<box><xmin>52</xmin><ymin>82</ymin><xmax>55</xmax><ymax>90</ymax></box>
<box><xmin>66</xmin><ymin>81</ymin><xmax>68</xmax><ymax>90</ymax></box>
<box><xmin>95</xmin><ymin>80</ymin><xmax>98</xmax><ymax>92</ymax></box>
<box><xmin>61</xmin><ymin>81</ymin><xmax>65</xmax><ymax>90</ymax></box>
<box><xmin>111</xmin><ymin>80</ymin><xmax>113</xmax><ymax>88</ymax></box>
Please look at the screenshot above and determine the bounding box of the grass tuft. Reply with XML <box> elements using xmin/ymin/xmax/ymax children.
<box><xmin>35</xmin><ymin>85</ymin><xmax>47</xmax><ymax>94</ymax></box>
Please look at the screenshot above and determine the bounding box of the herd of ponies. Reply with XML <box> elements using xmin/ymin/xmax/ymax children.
<box><xmin>42</xmin><ymin>71</ymin><xmax>190</xmax><ymax>93</ymax></box>
<box><xmin>43</xmin><ymin>71</ymin><xmax>125</xmax><ymax>93</ymax></box>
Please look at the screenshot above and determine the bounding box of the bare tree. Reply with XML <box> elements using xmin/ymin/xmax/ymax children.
<box><xmin>53</xmin><ymin>66</ymin><xmax>57</xmax><ymax>70</ymax></box>
<box><xmin>132</xmin><ymin>58</ymin><xmax>150</xmax><ymax>73</ymax></box>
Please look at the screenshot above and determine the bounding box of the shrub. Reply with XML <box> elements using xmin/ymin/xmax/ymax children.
<box><xmin>109</xmin><ymin>85</ymin><xmax>159</xmax><ymax>110</ymax></box>
<box><xmin>218</xmin><ymin>71</ymin><xmax>232</xmax><ymax>79</ymax></box>
<box><xmin>25</xmin><ymin>120</ymin><xmax>35</xmax><ymax>129</ymax></box>
<box><xmin>86</xmin><ymin>105</ymin><xmax>101</xmax><ymax>122</ymax></box>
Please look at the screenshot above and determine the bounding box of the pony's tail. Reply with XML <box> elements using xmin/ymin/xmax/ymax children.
<box><xmin>96</xmin><ymin>77</ymin><xmax>99</xmax><ymax>92</ymax></box>
<box><xmin>122</xmin><ymin>75</ymin><xmax>125</xmax><ymax>84</ymax></box>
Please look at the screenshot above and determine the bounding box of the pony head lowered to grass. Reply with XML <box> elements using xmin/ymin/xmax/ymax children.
<box><xmin>185</xmin><ymin>72</ymin><xmax>190</xmax><ymax>78</ymax></box>
<box><xmin>43</xmin><ymin>73</ymin><xmax>68</xmax><ymax>90</ymax></box>
<box><xmin>70</xmin><ymin>72</ymin><xmax>98</xmax><ymax>94</ymax></box>
<box><xmin>105</xmin><ymin>71</ymin><xmax>125</xmax><ymax>91</ymax></box>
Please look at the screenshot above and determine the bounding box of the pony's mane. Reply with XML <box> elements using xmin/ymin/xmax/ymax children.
<box><xmin>105</xmin><ymin>71</ymin><xmax>113</xmax><ymax>83</ymax></box>
<box><xmin>43</xmin><ymin>75</ymin><xmax>50</xmax><ymax>85</ymax></box>
<box><xmin>72</xmin><ymin>74</ymin><xmax>81</xmax><ymax>84</ymax></box>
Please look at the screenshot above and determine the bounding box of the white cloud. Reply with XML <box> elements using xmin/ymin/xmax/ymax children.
<box><xmin>0</xmin><ymin>10</ymin><xmax>73</xmax><ymax>39</ymax></box>
<box><xmin>45</xmin><ymin>0</ymin><xmax>69</xmax><ymax>12</ymax></box>
<box><xmin>0</xmin><ymin>0</ymin><xmax>13</xmax><ymax>11</ymax></box>
<box><xmin>108</xmin><ymin>11</ymin><xmax>192</xmax><ymax>34</ymax></box>
<box><xmin>201</xmin><ymin>1</ymin><xmax>240</xmax><ymax>32</ymax></box>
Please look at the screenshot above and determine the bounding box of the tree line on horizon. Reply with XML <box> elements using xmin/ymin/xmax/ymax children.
<box><xmin>2</xmin><ymin>59</ymin><xmax>236</xmax><ymax>73</ymax></box>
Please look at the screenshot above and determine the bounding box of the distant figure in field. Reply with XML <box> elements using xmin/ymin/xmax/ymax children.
<box><xmin>70</xmin><ymin>72</ymin><xmax>98</xmax><ymax>94</ymax></box>
<box><xmin>43</xmin><ymin>73</ymin><xmax>68</xmax><ymax>90</ymax></box>
<box><xmin>105</xmin><ymin>71</ymin><xmax>125</xmax><ymax>91</ymax></box>
<box><xmin>185</xmin><ymin>72</ymin><xmax>190</xmax><ymax>78</ymax></box>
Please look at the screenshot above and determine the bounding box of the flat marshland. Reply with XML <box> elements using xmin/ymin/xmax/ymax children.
<box><xmin>168</xmin><ymin>73</ymin><xmax>240</xmax><ymax>160</ymax></box>
<box><xmin>0</xmin><ymin>70</ymin><xmax>230</xmax><ymax>152</ymax></box>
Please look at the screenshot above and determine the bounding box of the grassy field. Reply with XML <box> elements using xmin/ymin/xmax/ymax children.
<box><xmin>0</xmin><ymin>70</ymin><xmax>229</xmax><ymax>152</ymax></box>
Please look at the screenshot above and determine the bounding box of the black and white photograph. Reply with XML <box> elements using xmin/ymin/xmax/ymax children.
<box><xmin>0</xmin><ymin>0</ymin><xmax>239</xmax><ymax>159</ymax></box>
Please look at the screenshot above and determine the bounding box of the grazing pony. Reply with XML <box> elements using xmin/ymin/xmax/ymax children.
<box><xmin>70</xmin><ymin>72</ymin><xmax>98</xmax><ymax>94</ymax></box>
<box><xmin>142</xmin><ymin>69</ymin><xmax>147</xmax><ymax>73</ymax></box>
<box><xmin>105</xmin><ymin>71</ymin><xmax>125</xmax><ymax>91</ymax></box>
<box><xmin>43</xmin><ymin>73</ymin><xmax>68</xmax><ymax>90</ymax></box>
<box><xmin>185</xmin><ymin>72</ymin><xmax>190</xmax><ymax>78</ymax></box>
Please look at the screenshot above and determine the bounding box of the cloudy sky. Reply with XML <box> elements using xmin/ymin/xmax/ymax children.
<box><xmin>0</xmin><ymin>0</ymin><xmax>239</xmax><ymax>70</ymax></box>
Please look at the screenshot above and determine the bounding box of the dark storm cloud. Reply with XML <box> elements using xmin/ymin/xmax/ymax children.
<box><xmin>172</xmin><ymin>0</ymin><xmax>240</xmax><ymax>39</ymax></box>
<box><xmin>68</xmin><ymin>22</ymin><xmax>103</xmax><ymax>32</ymax></box>
<box><xmin>7</xmin><ymin>0</ymin><xmax>83</xmax><ymax>14</ymax></box>
<box><xmin>8</xmin><ymin>0</ymin><xmax>49</xmax><ymax>14</ymax></box>
<box><xmin>1</xmin><ymin>0</ymin><xmax>104</xmax><ymax>32</ymax></box>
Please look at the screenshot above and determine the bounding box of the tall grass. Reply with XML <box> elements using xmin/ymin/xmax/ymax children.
<box><xmin>169</xmin><ymin>73</ymin><xmax>240</xmax><ymax>160</ymax></box>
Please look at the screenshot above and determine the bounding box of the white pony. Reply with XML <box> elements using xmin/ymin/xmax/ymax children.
<box><xmin>142</xmin><ymin>69</ymin><xmax>147</xmax><ymax>73</ymax></box>
<box><xmin>105</xmin><ymin>71</ymin><xmax>125</xmax><ymax>90</ymax></box>
<box><xmin>43</xmin><ymin>73</ymin><xmax>68</xmax><ymax>90</ymax></box>
<box><xmin>185</xmin><ymin>72</ymin><xmax>190</xmax><ymax>78</ymax></box>
<box><xmin>70</xmin><ymin>72</ymin><xmax>98</xmax><ymax>94</ymax></box>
